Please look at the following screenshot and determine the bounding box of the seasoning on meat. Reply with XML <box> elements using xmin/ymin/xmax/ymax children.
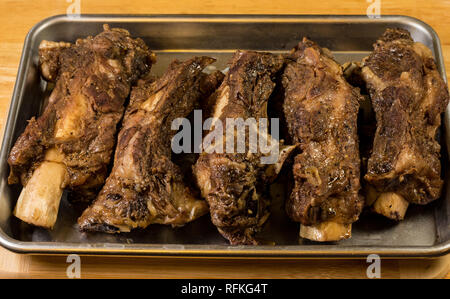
<box><xmin>361</xmin><ymin>28</ymin><xmax>450</xmax><ymax>220</ymax></box>
<box><xmin>9</xmin><ymin>25</ymin><xmax>155</xmax><ymax>228</ymax></box>
<box><xmin>194</xmin><ymin>51</ymin><xmax>295</xmax><ymax>245</ymax></box>
<box><xmin>78</xmin><ymin>57</ymin><xmax>221</xmax><ymax>233</ymax></box>
<box><xmin>282</xmin><ymin>38</ymin><xmax>364</xmax><ymax>241</ymax></box>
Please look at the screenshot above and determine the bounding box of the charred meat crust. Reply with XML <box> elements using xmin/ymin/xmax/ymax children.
<box><xmin>78</xmin><ymin>56</ymin><xmax>221</xmax><ymax>233</ymax></box>
<box><xmin>283</xmin><ymin>38</ymin><xmax>364</xmax><ymax>226</ymax></box>
<box><xmin>362</xmin><ymin>28</ymin><xmax>450</xmax><ymax>205</ymax></box>
<box><xmin>194</xmin><ymin>51</ymin><xmax>284</xmax><ymax>245</ymax></box>
<box><xmin>8</xmin><ymin>24</ymin><xmax>156</xmax><ymax>201</ymax></box>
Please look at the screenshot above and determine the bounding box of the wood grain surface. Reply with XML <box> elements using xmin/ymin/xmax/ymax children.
<box><xmin>0</xmin><ymin>0</ymin><xmax>449</xmax><ymax>279</ymax></box>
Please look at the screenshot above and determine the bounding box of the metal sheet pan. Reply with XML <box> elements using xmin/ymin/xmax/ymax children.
<box><xmin>0</xmin><ymin>14</ymin><xmax>449</xmax><ymax>258</ymax></box>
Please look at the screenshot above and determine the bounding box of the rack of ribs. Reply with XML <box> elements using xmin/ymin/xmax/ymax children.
<box><xmin>361</xmin><ymin>28</ymin><xmax>450</xmax><ymax>220</ymax></box>
<box><xmin>78</xmin><ymin>57</ymin><xmax>222</xmax><ymax>233</ymax></box>
<box><xmin>282</xmin><ymin>38</ymin><xmax>364</xmax><ymax>242</ymax></box>
<box><xmin>8</xmin><ymin>25</ymin><xmax>155</xmax><ymax>228</ymax></box>
<box><xmin>194</xmin><ymin>51</ymin><xmax>295</xmax><ymax>245</ymax></box>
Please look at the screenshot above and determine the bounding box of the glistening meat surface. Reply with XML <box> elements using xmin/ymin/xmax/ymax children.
<box><xmin>194</xmin><ymin>51</ymin><xmax>287</xmax><ymax>245</ymax></box>
<box><xmin>78</xmin><ymin>57</ymin><xmax>221</xmax><ymax>233</ymax></box>
<box><xmin>8</xmin><ymin>25</ymin><xmax>155</xmax><ymax>201</ymax></box>
<box><xmin>362</xmin><ymin>28</ymin><xmax>450</xmax><ymax>208</ymax></box>
<box><xmin>283</xmin><ymin>39</ymin><xmax>363</xmax><ymax>240</ymax></box>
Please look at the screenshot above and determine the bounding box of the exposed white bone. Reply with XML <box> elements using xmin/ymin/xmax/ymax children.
<box><xmin>373</xmin><ymin>192</ymin><xmax>409</xmax><ymax>221</ymax></box>
<box><xmin>13</xmin><ymin>148</ymin><xmax>66</xmax><ymax>228</ymax></box>
<box><xmin>300</xmin><ymin>221</ymin><xmax>352</xmax><ymax>242</ymax></box>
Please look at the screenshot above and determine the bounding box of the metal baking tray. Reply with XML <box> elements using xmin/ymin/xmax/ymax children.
<box><xmin>0</xmin><ymin>15</ymin><xmax>449</xmax><ymax>258</ymax></box>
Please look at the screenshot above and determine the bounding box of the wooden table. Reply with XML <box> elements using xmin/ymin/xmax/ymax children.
<box><xmin>0</xmin><ymin>0</ymin><xmax>449</xmax><ymax>279</ymax></box>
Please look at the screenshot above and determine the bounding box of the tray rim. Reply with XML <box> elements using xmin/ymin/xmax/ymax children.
<box><xmin>0</xmin><ymin>14</ymin><xmax>449</xmax><ymax>258</ymax></box>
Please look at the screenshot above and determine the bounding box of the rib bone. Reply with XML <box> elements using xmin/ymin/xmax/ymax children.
<box><xmin>373</xmin><ymin>192</ymin><xmax>409</xmax><ymax>221</ymax></box>
<box><xmin>8</xmin><ymin>25</ymin><xmax>155</xmax><ymax>228</ymax></box>
<box><xmin>282</xmin><ymin>38</ymin><xmax>363</xmax><ymax>241</ymax></box>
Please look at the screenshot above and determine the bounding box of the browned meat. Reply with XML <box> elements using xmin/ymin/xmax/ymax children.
<box><xmin>282</xmin><ymin>38</ymin><xmax>363</xmax><ymax>236</ymax></box>
<box><xmin>78</xmin><ymin>57</ymin><xmax>221</xmax><ymax>233</ymax></box>
<box><xmin>362</xmin><ymin>28</ymin><xmax>449</xmax><ymax>206</ymax></box>
<box><xmin>8</xmin><ymin>24</ymin><xmax>155</xmax><ymax>201</ymax></box>
<box><xmin>194</xmin><ymin>51</ymin><xmax>288</xmax><ymax>245</ymax></box>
